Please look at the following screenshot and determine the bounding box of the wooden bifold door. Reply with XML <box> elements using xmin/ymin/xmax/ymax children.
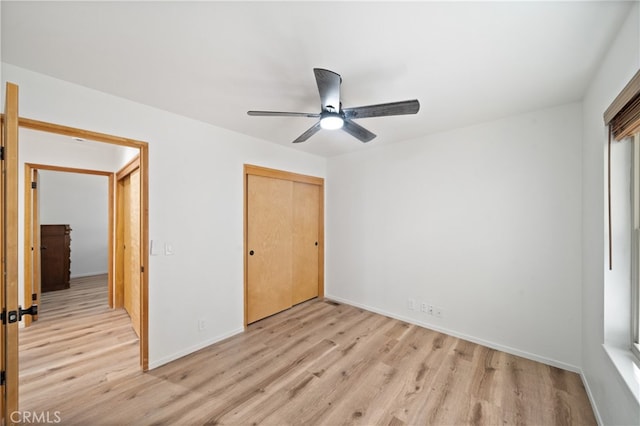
<box><xmin>245</xmin><ymin>165</ymin><xmax>324</xmax><ymax>325</ymax></box>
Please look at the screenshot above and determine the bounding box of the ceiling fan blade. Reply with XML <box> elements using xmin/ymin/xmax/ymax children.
<box><xmin>343</xmin><ymin>99</ymin><xmax>420</xmax><ymax>119</ymax></box>
<box><xmin>248</xmin><ymin>111</ymin><xmax>320</xmax><ymax>118</ymax></box>
<box><xmin>314</xmin><ymin>68</ymin><xmax>341</xmax><ymax>112</ymax></box>
<box><xmin>293</xmin><ymin>122</ymin><xmax>322</xmax><ymax>143</ymax></box>
<box><xmin>342</xmin><ymin>119</ymin><xmax>376</xmax><ymax>143</ymax></box>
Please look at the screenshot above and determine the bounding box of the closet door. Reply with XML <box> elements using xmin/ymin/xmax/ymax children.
<box><xmin>292</xmin><ymin>182</ymin><xmax>320</xmax><ymax>305</ymax></box>
<box><xmin>246</xmin><ymin>175</ymin><xmax>293</xmax><ymax>324</ymax></box>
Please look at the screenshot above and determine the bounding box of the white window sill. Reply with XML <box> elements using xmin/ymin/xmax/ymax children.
<box><xmin>603</xmin><ymin>344</ymin><xmax>640</xmax><ymax>404</ymax></box>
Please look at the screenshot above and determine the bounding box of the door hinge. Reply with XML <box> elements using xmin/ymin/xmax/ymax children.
<box><xmin>0</xmin><ymin>371</ymin><xmax>5</xmax><ymax>386</ymax></box>
<box><xmin>140</xmin><ymin>266</ymin><xmax>144</xmax><ymax>273</ymax></box>
<box><xmin>31</xmin><ymin>181</ymin><xmax>37</xmax><ymax>189</ymax></box>
<box><xmin>32</xmin><ymin>293</ymin><xmax>37</xmax><ymax>301</ymax></box>
<box><xmin>19</xmin><ymin>305</ymin><xmax>38</xmax><ymax>321</ymax></box>
<box><xmin>0</xmin><ymin>146</ymin><xmax>4</xmax><ymax>161</ymax></box>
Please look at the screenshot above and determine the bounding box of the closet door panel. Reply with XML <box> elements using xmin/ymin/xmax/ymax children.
<box><xmin>246</xmin><ymin>175</ymin><xmax>293</xmax><ymax>324</ymax></box>
<box><xmin>292</xmin><ymin>182</ymin><xmax>320</xmax><ymax>305</ymax></box>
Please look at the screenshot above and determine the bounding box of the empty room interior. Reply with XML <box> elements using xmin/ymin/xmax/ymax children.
<box><xmin>1</xmin><ymin>1</ymin><xmax>640</xmax><ymax>425</ymax></box>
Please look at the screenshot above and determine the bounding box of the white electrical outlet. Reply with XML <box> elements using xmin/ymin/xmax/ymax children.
<box><xmin>435</xmin><ymin>307</ymin><xmax>443</xmax><ymax>318</ymax></box>
<box><xmin>407</xmin><ymin>299</ymin><xmax>416</xmax><ymax>311</ymax></box>
<box><xmin>198</xmin><ymin>318</ymin><xmax>206</xmax><ymax>331</ymax></box>
<box><xmin>427</xmin><ymin>305</ymin><xmax>434</xmax><ymax>316</ymax></box>
<box><xmin>420</xmin><ymin>302</ymin><xmax>428</xmax><ymax>313</ymax></box>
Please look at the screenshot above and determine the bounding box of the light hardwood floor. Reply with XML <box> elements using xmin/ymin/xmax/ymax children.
<box><xmin>19</xmin><ymin>275</ymin><xmax>596</xmax><ymax>425</ymax></box>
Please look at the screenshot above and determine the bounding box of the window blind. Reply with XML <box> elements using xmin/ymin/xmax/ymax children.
<box><xmin>605</xmin><ymin>69</ymin><xmax>640</xmax><ymax>140</ymax></box>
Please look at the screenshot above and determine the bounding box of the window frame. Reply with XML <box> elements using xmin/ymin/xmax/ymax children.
<box><xmin>631</xmin><ymin>133</ymin><xmax>640</xmax><ymax>361</ymax></box>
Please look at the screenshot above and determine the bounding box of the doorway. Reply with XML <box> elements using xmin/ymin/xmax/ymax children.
<box><xmin>23</xmin><ymin>163</ymin><xmax>114</xmax><ymax>328</ymax></box>
<box><xmin>18</xmin><ymin>119</ymin><xmax>149</xmax><ymax>370</ymax></box>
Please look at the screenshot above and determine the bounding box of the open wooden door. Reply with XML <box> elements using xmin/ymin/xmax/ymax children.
<box><xmin>23</xmin><ymin>166</ymin><xmax>40</xmax><ymax>326</ymax></box>
<box><xmin>2</xmin><ymin>82</ymin><xmax>21</xmax><ymax>424</ymax></box>
<box><xmin>32</xmin><ymin>170</ymin><xmax>41</xmax><ymax>322</ymax></box>
<box><xmin>123</xmin><ymin>168</ymin><xmax>141</xmax><ymax>337</ymax></box>
<box><xmin>116</xmin><ymin>158</ymin><xmax>141</xmax><ymax>338</ymax></box>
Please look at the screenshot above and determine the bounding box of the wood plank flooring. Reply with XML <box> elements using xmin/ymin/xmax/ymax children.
<box><xmin>19</xmin><ymin>275</ymin><xmax>596</xmax><ymax>425</ymax></box>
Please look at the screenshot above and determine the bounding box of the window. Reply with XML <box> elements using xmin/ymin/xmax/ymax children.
<box><xmin>605</xmin><ymin>69</ymin><xmax>640</xmax><ymax>361</ymax></box>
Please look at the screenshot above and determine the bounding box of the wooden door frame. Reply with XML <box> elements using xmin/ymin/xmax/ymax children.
<box><xmin>243</xmin><ymin>164</ymin><xmax>325</xmax><ymax>327</ymax></box>
<box><xmin>23</xmin><ymin>163</ymin><xmax>114</xmax><ymax>328</ymax></box>
<box><xmin>16</xmin><ymin>118</ymin><xmax>150</xmax><ymax>371</ymax></box>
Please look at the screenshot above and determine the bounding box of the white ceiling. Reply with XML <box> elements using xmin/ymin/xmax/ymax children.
<box><xmin>1</xmin><ymin>1</ymin><xmax>633</xmax><ymax>157</ymax></box>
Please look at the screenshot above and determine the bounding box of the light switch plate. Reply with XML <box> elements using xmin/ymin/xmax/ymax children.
<box><xmin>150</xmin><ymin>240</ymin><xmax>163</xmax><ymax>256</ymax></box>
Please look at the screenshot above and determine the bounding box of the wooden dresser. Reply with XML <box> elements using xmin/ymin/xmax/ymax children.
<box><xmin>41</xmin><ymin>224</ymin><xmax>71</xmax><ymax>292</ymax></box>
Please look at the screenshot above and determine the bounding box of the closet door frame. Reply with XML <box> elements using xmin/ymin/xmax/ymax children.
<box><xmin>243</xmin><ymin>164</ymin><xmax>324</xmax><ymax>327</ymax></box>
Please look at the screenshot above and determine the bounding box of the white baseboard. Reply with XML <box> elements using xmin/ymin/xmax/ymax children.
<box><xmin>326</xmin><ymin>294</ymin><xmax>581</xmax><ymax>373</ymax></box>
<box><xmin>148</xmin><ymin>327</ymin><xmax>244</xmax><ymax>370</ymax></box>
<box><xmin>71</xmin><ymin>271</ymin><xmax>108</xmax><ymax>279</ymax></box>
<box><xmin>580</xmin><ymin>370</ymin><xmax>604</xmax><ymax>425</ymax></box>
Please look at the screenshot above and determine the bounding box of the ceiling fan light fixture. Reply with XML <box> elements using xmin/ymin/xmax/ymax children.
<box><xmin>320</xmin><ymin>114</ymin><xmax>344</xmax><ymax>130</ymax></box>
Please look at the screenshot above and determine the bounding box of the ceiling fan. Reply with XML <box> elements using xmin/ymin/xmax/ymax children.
<box><xmin>247</xmin><ymin>68</ymin><xmax>420</xmax><ymax>143</ymax></box>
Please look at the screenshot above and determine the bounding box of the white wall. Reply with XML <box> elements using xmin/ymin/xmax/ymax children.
<box><xmin>39</xmin><ymin>170</ymin><xmax>108</xmax><ymax>278</ymax></box>
<box><xmin>326</xmin><ymin>102</ymin><xmax>583</xmax><ymax>370</ymax></box>
<box><xmin>581</xmin><ymin>3</ymin><xmax>640</xmax><ymax>425</ymax></box>
<box><xmin>3</xmin><ymin>63</ymin><xmax>327</xmax><ymax>368</ymax></box>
